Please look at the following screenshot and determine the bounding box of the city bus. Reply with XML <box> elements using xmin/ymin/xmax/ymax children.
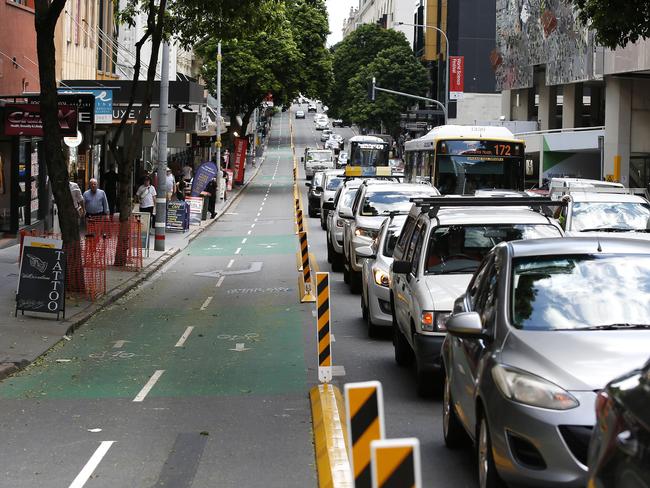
<box><xmin>345</xmin><ymin>135</ymin><xmax>391</xmax><ymax>177</ymax></box>
<box><xmin>403</xmin><ymin>125</ymin><xmax>526</xmax><ymax>194</ymax></box>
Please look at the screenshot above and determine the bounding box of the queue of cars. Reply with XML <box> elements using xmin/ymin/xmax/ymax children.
<box><xmin>308</xmin><ymin>173</ymin><xmax>650</xmax><ymax>488</ymax></box>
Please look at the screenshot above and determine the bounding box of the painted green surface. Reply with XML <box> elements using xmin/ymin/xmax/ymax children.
<box><xmin>0</xmin><ymin>303</ymin><xmax>306</xmax><ymax>399</ymax></box>
<box><xmin>188</xmin><ymin>234</ymin><xmax>296</xmax><ymax>256</ymax></box>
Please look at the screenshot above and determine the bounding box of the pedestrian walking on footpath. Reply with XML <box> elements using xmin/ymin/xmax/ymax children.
<box><xmin>136</xmin><ymin>176</ymin><xmax>156</xmax><ymax>228</ymax></box>
<box><xmin>165</xmin><ymin>167</ymin><xmax>176</xmax><ymax>200</ymax></box>
<box><xmin>83</xmin><ymin>178</ymin><xmax>109</xmax><ymax>218</ymax></box>
<box><xmin>203</xmin><ymin>177</ymin><xmax>218</xmax><ymax>218</ymax></box>
<box><xmin>69</xmin><ymin>180</ymin><xmax>85</xmax><ymax>218</ymax></box>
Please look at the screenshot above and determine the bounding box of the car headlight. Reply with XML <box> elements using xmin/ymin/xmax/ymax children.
<box><xmin>355</xmin><ymin>227</ymin><xmax>379</xmax><ymax>239</ymax></box>
<box><xmin>336</xmin><ymin>218</ymin><xmax>345</xmax><ymax>228</ymax></box>
<box><xmin>492</xmin><ymin>364</ymin><xmax>579</xmax><ymax>410</ymax></box>
<box><xmin>421</xmin><ymin>311</ymin><xmax>450</xmax><ymax>332</ymax></box>
<box><xmin>373</xmin><ymin>268</ymin><xmax>390</xmax><ymax>287</ymax></box>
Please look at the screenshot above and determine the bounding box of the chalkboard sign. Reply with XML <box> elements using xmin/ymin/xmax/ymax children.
<box><xmin>16</xmin><ymin>246</ymin><xmax>66</xmax><ymax>320</ymax></box>
<box><xmin>166</xmin><ymin>201</ymin><xmax>189</xmax><ymax>232</ymax></box>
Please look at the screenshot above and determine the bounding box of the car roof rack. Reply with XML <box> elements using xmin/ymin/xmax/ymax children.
<box><xmin>408</xmin><ymin>196</ymin><xmax>566</xmax><ymax>218</ymax></box>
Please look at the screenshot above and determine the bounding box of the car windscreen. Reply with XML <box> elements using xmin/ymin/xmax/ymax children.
<box><xmin>571</xmin><ymin>202</ymin><xmax>650</xmax><ymax>232</ymax></box>
<box><xmin>512</xmin><ymin>254</ymin><xmax>650</xmax><ymax>330</ymax></box>
<box><xmin>360</xmin><ymin>190</ymin><xmax>437</xmax><ymax>216</ymax></box>
<box><xmin>425</xmin><ymin>224</ymin><xmax>562</xmax><ymax>275</ymax></box>
<box><xmin>308</xmin><ymin>151</ymin><xmax>332</xmax><ymax>162</ymax></box>
<box><xmin>326</xmin><ymin>177</ymin><xmax>343</xmax><ymax>191</ymax></box>
<box><xmin>340</xmin><ymin>188</ymin><xmax>359</xmax><ymax>209</ymax></box>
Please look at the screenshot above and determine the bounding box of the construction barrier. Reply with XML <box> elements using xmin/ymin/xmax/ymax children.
<box><xmin>86</xmin><ymin>216</ymin><xmax>143</xmax><ymax>271</ymax></box>
<box><xmin>316</xmin><ymin>272</ymin><xmax>332</xmax><ymax>383</ymax></box>
<box><xmin>370</xmin><ymin>438</ymin><xmax>421</xmax><ymax>488</ymax></box>
<box><xmin>298</xmin><ymin>231</ymin><xmax>315</xmax><ymax>302</ymax></box>
<box><xmin>345</xmin><ymin>381</ymin><xmax>385</xmax><ymax>488</ymax></box>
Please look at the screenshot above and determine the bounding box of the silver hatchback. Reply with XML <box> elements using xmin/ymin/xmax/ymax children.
<box><xmin>442</xmin><ymin>237</ymin><xmax>650</xmax><ymax>488</ymax></box>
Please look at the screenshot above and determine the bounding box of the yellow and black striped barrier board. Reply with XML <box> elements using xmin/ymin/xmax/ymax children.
<box><xmin>298</xmin><ymin>231</ymin><xmax>316</xmax><ymax>302</ymax></box>
<box><xmin>344</xmin><ymin>166</ymin><xmax>392</xmax><ymax>177</ymax></box>
<box><xmin>370</xmin><ymin>438</ymin><xmax>421</xmax><ymax>488</ymax></box>
<box><xmin>293</xmin><ymin>166</ymin><xmax>297</xmax><ymax>181</ymax></box>
<box><xmin>316</xmin><ymin>272</ymin><xmax>332</xmax><ymax>383</ymax></box>
<box><xmin>297</xmin><ymin>209</ymin><xmax>305</xmax><ymax>235</ymax></box>
<box><xmin>344</xmin><ymin>381</ymin><xmax>385</xmax><ymax>488</ymax></box>
<box><xmin>295</xmin><ymin>197</ymin><xmax>301</xmax><ymax>213</ymax></box>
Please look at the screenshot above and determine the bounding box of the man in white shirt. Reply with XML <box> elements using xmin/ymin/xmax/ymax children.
<box><xmin>136</xmin><ymin>176</ymin><xmax>156</xmax><ymax>227</ymax></box>
<box><xmin>165</xmin><ymin>167</ymin><xmax>176</xmax><ymax>200</ymax></box>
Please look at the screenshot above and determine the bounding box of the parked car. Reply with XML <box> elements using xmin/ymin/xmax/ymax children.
<box><xmin>343</xmin><ymin>181</ymin><xmax>440</xmax><ymax>292</ymax></box>
<box><xmin>319</xmin><ymin>170</ymin><xmax>345</xmax><ymax>230</ymax></box>
<box><xmin>390</xmin><ymin>197</ymin><xmax>564</xmax><ymax>396</ymax></box>
<box><xmin>306</xmin><ymin>171</ymin><xmax>326</xmax><ymax>217</ymax></box>
<box><xmin>588</xmin><ymin>358</ymin><xmax>650</xmax><ymax>488</ymax></box>
<box><xmin>295</xmin><ymin>110</ymin><xmax>305</xmax><ymax>119</ymax></box>
<box><xmin>359</xmin><ymin>214</ymin><xmax>407</xmax><ymax>336</ymax></box>
<box><xmin>442</xmin><ymin>237</ymin><xmax>650</xmax><ymax>488</ymax></box>
<box><xmin>325</xmin><ymin>180</ymin><xmax>364</xmax><ymax>271</ymax></box>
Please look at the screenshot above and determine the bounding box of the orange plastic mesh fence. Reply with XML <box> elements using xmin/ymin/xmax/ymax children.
<box><xmin>86</xmin><ymin>216</ymin><xmax>143</xmax><ymax>272</ymax></box>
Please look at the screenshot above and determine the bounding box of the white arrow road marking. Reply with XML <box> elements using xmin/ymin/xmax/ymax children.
<box><xmin>230</xmin><ymin>343</ymin><xmax>250</xmax><ymax>352</ymax></box>
<box><xmin>175</xmin><ymin>327</ymin><xmax>194</xmax><ymax>347</ymax></box>
<box><xmin>200</xmin><ymin>296</ymin><xmax>213</xmax><ymax>310</ymax></box>
<box><xmin>194</xmin><ymin>262</ymin><xmax>264</xmax><ymax>279</ymax></box>
<box><xmin>68</xmin><ymin>441</ymin><xmax>115</xmax><ymax>488</ymax></box>
<box><xmin>112</xmin><ymin>340</ymin><xmax>130</xmax><ymax>349</ymax></box>
<box><xmin>133</xmin><ymin>370</ymin><xmax>165</xmax><ymax>402</ymax></box>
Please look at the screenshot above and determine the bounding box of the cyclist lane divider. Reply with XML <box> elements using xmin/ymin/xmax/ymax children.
<box><xmin>316</xmin><ymin>272</ymin><xmax>332</xmax><ymax>383</ymax></box>
<box><xmin>297</xmin><ymin>231</ymin><xmax>316</xmax><ymax>303</ymax></box>
<box><xmin>370</xmin><ymin>438</ymin><xmax>422</xmax><ymax>488</ymax></box>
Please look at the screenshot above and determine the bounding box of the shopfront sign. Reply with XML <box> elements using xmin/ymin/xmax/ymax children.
<box><xmin>16</xmin><ymin>245</ymin><xmax>66</xmax><ymax>320</ymax></box>
<box><xmin>166</xmin><ymin>201</ymin><xmax>189</xmax><ymax>232</ymax></box>
<box><xmin>112</xmin><ymin>104</ymin><xmax>152</xmax><ymax>125</ymax></box>
<box><xmin>233</xmin><ymin>137</ymin><xmax>248</xmax><ymax>185</ymax></box>
<box><xmin>59</xmin><ymin>89</ymin><xmax>113</xmax><ymax>124</ymax></box>
<box><xmin>4</xmin><ymin>104</ymin><xmax>78</xmax><ymax>136</ymax></box>
<box><xmin>449</xmin><ymin>56</ymin><xmax>465</xmax><ymax>100</ymax></box>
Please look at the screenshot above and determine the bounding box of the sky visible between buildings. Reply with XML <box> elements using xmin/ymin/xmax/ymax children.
<box><xmin>327</xmin><ymin>0</ymin><xmax>357</xmax><ymax>46</ymax></box>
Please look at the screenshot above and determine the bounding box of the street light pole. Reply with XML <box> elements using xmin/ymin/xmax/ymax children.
<box><xmin>216</xmin><ymin>41</ymin><xmax>222</xmax><ymax>167</ymax></box>
<box><xmin>155</xmin><ymin>40</ymin><xmax>170</xmax><ymax>251</ymax></box>
<box><xmin>397</xmin><ymin>21</ymin><xmax>449</xmax><ymax>123</ymax></box>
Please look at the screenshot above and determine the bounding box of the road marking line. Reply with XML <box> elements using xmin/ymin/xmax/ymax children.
<box><xmin>235</xmin><ymin>247</ymin><xmax>241</xmax><ymax>255</ymax></box>
<box><xmin>227</xmin><ymin>259</ymin><xmax>234</xmax><ymax>268</ymax></box>
<box><xmin>254</xmin><ymin>218</ymin><xmax>258</xmax><ymax>222</ymax></box>
<box><xmin>133</xmin><ymin>370</ymin><xmax>165</xmax><ymax>402</ymax></box>
<box><xmin>241</xmin><ymin>238</ymin><xmax>247</xmax><ymax>244</ymax></box>
<box><xmin>257</xmin><ymin>212</ymin><xmax>261</xmax><ymax>217</ymax></box>
<box><xmin>200</xmin><ymin>296</ymin><xmax>213</xmax><ymax>310</ymax></box>
<box><xmin>247</xmin><ymin>230</ymin><xmax>252</xmax><ymax>235</ymax></box>
<box><xmin>216</xmin><ymin>276</ymin><xmax>225</xmax><ymax>287</ymax></box>
<box><xmin>332</xmin><ymin>365</ymin><xmax>346</xmax><ymax>376</ymax></box>
<box><xmin>175</xmin><ymin>326</ymin><xmax>194</xmax><ymax>347</ymax></box>
<box><xmin>68</xmin><ymin>441</ymin><xmax>115</xmax><ymax>488</ymax></box>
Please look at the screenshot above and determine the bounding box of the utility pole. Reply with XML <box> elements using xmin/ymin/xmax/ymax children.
<box><xmin>155</xmin><ymin>41</ymin><xmax>170</xmax><ymax>251</ymax></box>
<box><xmin>216</xmin><ymin>41</ymin><xmax>222</xmax><ymax>167</ymax></box>
<box><xmin>372</xmin><ymin>79</ymin><xmax>448</xmax><ymax>123</ymax></box>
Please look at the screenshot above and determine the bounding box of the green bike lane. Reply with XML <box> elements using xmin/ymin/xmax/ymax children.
<box><xmin>0</xmin><ymin>113</ymin><xmax>319</xmax><ymax>487</ymax></box>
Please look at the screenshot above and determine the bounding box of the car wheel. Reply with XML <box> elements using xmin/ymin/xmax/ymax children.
<box><xmin>416</xmin><ymin>360</ymin><xmax>435</xmax><ymax>398</ymax></box>
<box><xmin>327</xmin><ymin>238</ymin><xmax>334</xmax><ymax>264</ymax></box>
<box><xmin>361</xmin><ymin>288</ymin><xmax>369</xmax><ymax>321</ymax></box>
<box><xmin>349</xmin><ymin>269</ymin><xmax>361</xmax><ymax>294</ymax></box>
<box><xmin>308</xmin><ymin>205</ymin><xmax>317</xmax><ymax>218</ymax></box>
<box><xmin>320</xmin><ymin>214</ymin><xmax>327</xmax><ymax>230</ymax></box>
<box><xmin>478</xmin><ymin>414</ymin><xmax>505</xmax><ymax>488</ymax></box>
<box><xmin>343</xmin><ymin>255</ymin><xmax>351</xmax><ymax>284</ymax></box>
<box><xmin>443</xmin><ymin>375</ymin><xmax>467</xmax><ymax>448</ymax></box>
<box><xmin>393</xmin><ymin>325</ymin><xmax>413</xmax><ymax>366</ymax></box>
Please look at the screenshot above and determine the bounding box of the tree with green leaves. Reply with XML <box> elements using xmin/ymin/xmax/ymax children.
<box><xmin>571</xmin><ymin>0</ymin><xmax>650</xmax><ymax>48</ymax></box>
<box><xmin>328</xmin><ymin>24</ymin><xmax>411</xmax><ymax>121</ymax></box>
<box><xmin>346</xmin><ymin>44</ymin><xmax>429</xmax><ymax>135</ymax></box>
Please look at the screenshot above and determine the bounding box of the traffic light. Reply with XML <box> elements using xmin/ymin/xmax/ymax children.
<box><xmin>368</xmin><ymin>77</ymin><xmax>376</xmax><ymax>102</ymax></box>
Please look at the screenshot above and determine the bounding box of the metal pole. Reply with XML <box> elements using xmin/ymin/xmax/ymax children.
<box><xmin>374</xmin><ymin>85</ymin><xmax>447</xmax><ymax>123</ymax></box>
<box><xmin>216</xmin><ymin>41</ymin><xmax>222</xmax><ymax>167</ymax></box>
<box><xmin>155</xmin><ymin>40</ymin><xmax>170</xmax><ymax>251</ymax></box>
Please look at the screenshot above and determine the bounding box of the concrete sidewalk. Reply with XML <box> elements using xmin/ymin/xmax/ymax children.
<box><xmin>0</xmin><ymin>160</ymin><xmax>263</xmax><ymax>380</ymax></box>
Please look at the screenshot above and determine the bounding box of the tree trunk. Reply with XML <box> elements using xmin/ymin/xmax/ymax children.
<box><xmin>34</xmin><ymin>0</ymin><xmax>84</xmax><ymax>292</ymax></box>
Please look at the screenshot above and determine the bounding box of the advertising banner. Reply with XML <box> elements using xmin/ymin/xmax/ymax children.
<box><xmin>166</xmin><ymin>201</ymin><xmax>190</xmax><ymax>232</ymax></box>
<box><xmin>4</xmin><ymin>104</ymin><xmax>78</xmax><ymax>136</ymax></box>
<box><xmin>186</xmin><ymin>197</ymin><xmax>203</xmax><ymax>225</ymax></box>
<box><xmin>16</xmin><ymin>246</ymin><xmax>66</xmax><ymax>320</ymax></box>
<box><xmin>449</xmin><ymin>56</ymin><xmax>465</xmax><ymax>100</ymax></box>
<box><xmin>233</xmin><ymin>137</ymin><xmax>248</xmax><ymax>185</ymax></box>
<box><xmin>225</xmin><ymin>169</ymin><xmax>234</xmax><ymax>191</ymax></box>
<box><xmin>190</xmin><ymin>162</ymin><xmax>218</xmax><ymax>197</ymax></box>
<box><xmin>59</xmin><ymin>89</ymin><xmax>113</xmax><ymax>124</ymax></box>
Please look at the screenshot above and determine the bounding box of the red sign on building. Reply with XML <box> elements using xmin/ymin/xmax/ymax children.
<box><xmin>449</xmin><ymin>56</ymin><xmax>465</xmax><ymax>100</ymax></box>
<box><xmin>233</xmin><ymin>137</ymin><xmax>248</xmax><ymax>185</ymax></box>
<box><xmin>4</xmin><ymin>103</ymin><xmax>78</xmax><ymax>136</ymax></box>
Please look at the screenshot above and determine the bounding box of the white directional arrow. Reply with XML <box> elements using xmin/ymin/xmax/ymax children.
<box><xmin>194</xmin><ymin>262</ymin><xmax>264</xmax><ymax>279</ymax></box>
<box><xmin>229</xmin><ymin>343</ymin><xmax>250</xmax><ymax>352</ymax></box>
<box><xmin>112</xmin><ymin>340</ymin><xmax>130</xmax><ymax>349</ymax></box>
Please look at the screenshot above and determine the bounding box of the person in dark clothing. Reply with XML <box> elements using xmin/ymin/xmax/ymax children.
<box><xmin>103</xmin><ymin>166</ymin><xmax>118</xmax><ymax>215</ymax></box>
<box><xmin>205</xmin><ymin>177</ymin><xmax>217</xmax><ymax>218</ymax></box>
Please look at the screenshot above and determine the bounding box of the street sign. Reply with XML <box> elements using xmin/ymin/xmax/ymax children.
<box><xmin>450</xmin><ymin>56</ymin><xmax>465</xmax><ymax>100</ymax></box>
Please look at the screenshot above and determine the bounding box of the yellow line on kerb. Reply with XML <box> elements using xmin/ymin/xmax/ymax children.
<box><xmin>310</xmin><ymin>384</ymin><xmax>353</xmax><ymax>488</ymax></box>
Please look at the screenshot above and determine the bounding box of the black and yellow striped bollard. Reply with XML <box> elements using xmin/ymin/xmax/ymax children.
<box><xmin>298</xmin><ymin>231</ymin><xmax>315</xmax><ymax>302</ymax></box>
<box><xmin>296</xmin><ymin>209</ymin><xmax>305</xmax><ymax>235</ymax></box>
<box><xmin>370</xmin><ymin>438</ymin><xmax>421</xmax><ymax>488</ymax></box>
<box><xmin>316</xmin><ymin>272</ymin><xmax>332</xmax><ymax>383</ymax></box>
<box><xmin>344</xmin><ymin>381</ymin><xmax>385</xmax><ymax>488</ymax></box>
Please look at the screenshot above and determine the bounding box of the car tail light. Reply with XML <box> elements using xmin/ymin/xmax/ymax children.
<box><xmin>421</xmin><ymin>312</ymin><xmax>434</xmax><ymax>331</ymax></box>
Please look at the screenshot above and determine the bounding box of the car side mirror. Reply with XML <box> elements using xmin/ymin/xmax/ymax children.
<box><xmin>392</xmin><ymin>260</ymin><xmax>411</xmax><ymax>274</ymax></box>
<box><xmin>339</xmin><ymin>207</ymin><xmax>353</xmax><ymax>219</ymax></box>
<box><xmin>356</xmin><ymin>245</ymin><xmax>375</xmax><ymax>259</ymax></box>
<box><xmin>446</xmin><ymin>312</ymin><xmax>488</xmax><ymax>339</ymax></box>
<box><xmin>322</xmin><ymin>201</ymin><xmax>335</xmax><ymax>211</ymax></box>
<box><xmin>305</xmin><ymin>182</ymin><xmax>312</xmax><ymax>187</ymax></box>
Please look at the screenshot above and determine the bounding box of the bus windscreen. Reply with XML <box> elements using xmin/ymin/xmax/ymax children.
<box><xmin>349</xmin><ymin>142</ymin><xmax>389</xmax><ymax>167</ymax></box>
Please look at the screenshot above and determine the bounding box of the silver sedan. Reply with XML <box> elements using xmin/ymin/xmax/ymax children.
<box><xmin>442</xmin><ymin>237</ymin><xmax>650</xmax><ymax>488</ymax></box>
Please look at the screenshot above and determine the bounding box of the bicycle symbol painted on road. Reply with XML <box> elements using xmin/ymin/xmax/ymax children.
<box><xmin>216</xmin><ymin>333</ymin><xmax>260</xmax><ymax>342</ymax></box>
<box><xmin>88</xmin><ymin>351</ymin><xmax>136</xmax><ymax>359</ymax></box>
